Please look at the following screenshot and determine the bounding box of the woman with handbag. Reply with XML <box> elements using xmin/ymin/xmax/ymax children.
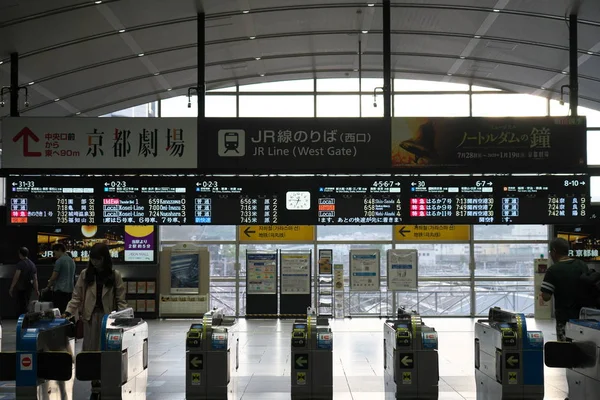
<box><xmin>63</xmin><ymin>242</ymin><xmax>127</xmax><ymax>394</ymax></box>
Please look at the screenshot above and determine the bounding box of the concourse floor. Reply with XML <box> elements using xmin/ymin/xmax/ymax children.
<box><xmin>0</xmin><ymin>317</ymin><xmax>567</xmax><ymax>399</ymax></box>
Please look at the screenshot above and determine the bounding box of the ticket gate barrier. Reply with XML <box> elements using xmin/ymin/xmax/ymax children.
<box><xmin>75</xmin><ymin>308</ymin><xmax>148</xmax><ymax>400</ymax></box>
<box><xmin>290</xmin><ymin>307</ymin><xmax>333</xmax><ymax>400</ymax></box>
<box><xmin>545</xmin><ymin>307</ymin><xmax>600</xmax><ymax>400</ymax></box>
<box><xmin>0</xmin><ymin>304</ymin><xmax>75</xmax><ymax>400</ymax></box>
<box><xmin>186</xmin><ymin>308</ymin><xmax>239</xmax><ymax>400</ymax></box>
<box><xmin>474</xmin><ymin>307</ymin><xmax>544</xmax><ymax>400</ymax></box>
<box><xmin>383</xmin><ymin>308</ymin><xmax>439</xmax><ymax>400</ymax></box>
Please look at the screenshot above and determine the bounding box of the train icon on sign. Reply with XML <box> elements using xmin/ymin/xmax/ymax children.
<box><xmin>218</xmin><ymin>130</ymin><xmax>245</xmax><ymax>157</ymax></box>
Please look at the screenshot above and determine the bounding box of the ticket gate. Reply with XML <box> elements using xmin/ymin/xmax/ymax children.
<box><xmin>474</xmin><ymin>307</ymin><xmax>544</xmax><ymax>400</ymax></box>
<box><xmin>75</xmin><ymin>308</ymin><xmax>148</xmax><ymax>400</ymax></box>
<box><xmin>0</xmin><ymin>304</ymin><xmax>75</xmax><ymax>400</ymax></box>
<box><xmin>383</xmin><ymin>308</ymin><xmax>439</xmax><ymax>399</ymax></box>
<box><xmin>290</xmin><ymin>307</ymin><xmax>333</xmax><ymax>400</ymax></box>
<box><xmin>545</xmin><ymin>307</ymin><xmax>600</xmax><ymax>400</ymax></box>
<box><xmin>185</xmin><ymin>308</ymin><xmax>239</xmax><ymax>400</ymax></box>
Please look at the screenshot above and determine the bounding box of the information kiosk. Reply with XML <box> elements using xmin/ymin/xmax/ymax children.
<box><xmin>383</xmin><ymin>307</ymin><xmax>439</xmax><ymax>399</ymax></box>
<box><xmin>75</xmin><ymin>308</ymin><xmax>148</xmax><ymax>400</ymax></box>
<box><xmin>185</xmin><ymin>308</ymin><xmax>239</xmax><ymax>400</ymax></box>
<box><xmin>545</xmin><ymin>307</ymin><xmax>600</xmax><ymax>400</ymax></box>
<box><xmin>290</xmin><ymin>307</ymin><xmax>333</xmax><ymax>400</ymax></box>
<box><xmin>0</xmin><ymin>303</ymin><xmax>75</xmax><ymax>400</ymax></box>
<box><xmin>474</xmin><ymin>307</ymin><xmax>544</xmax><ymax>400</ymax></box>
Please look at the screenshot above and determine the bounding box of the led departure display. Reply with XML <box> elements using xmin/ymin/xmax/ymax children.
<box><xmin>8</xmin><ymin>178</ymin><xmax>97</xmax><ymax>225</ymax></box>
<box><xmin>317</xmin><ymin>179</ymin><xmax>403</xmax><ymax>224</ymax></box>
<box><xmin>5</xmin><ymin>175</ymin><xmax>590</xmax><ymax>226</ymax></box>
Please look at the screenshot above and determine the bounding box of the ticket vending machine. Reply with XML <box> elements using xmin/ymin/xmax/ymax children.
<box><xmin>185</xmin><ymin>308</ymin><xmax>239</xmax><ymax>400</ymax></box>
<box><xmin>474</xmin><ymin>307</ymin><xmax>544</xmax><ymax>400</ymax></box>
<box><xmin>545</xmin><ymin>307</ymin><xmax>600</xmax><ymax>400</ymax></box>
<box><xmin>75</xmin><ymin>308</ymin><xmax>148</xmax><ymax>400</ymax></box>
<box><xmin>383</xmin><ymin>308</ymin><xmax>439</xmax><ymax>399</ymax></box>
<box><xmin>290</xmin><ymin>307</ymin><xmax>333</xmax><ymax>400</ymax></box>
<box><xmin>0</xmin><ymin>303</ymin><xmax>75</xmax><ymax>400</ymax></box>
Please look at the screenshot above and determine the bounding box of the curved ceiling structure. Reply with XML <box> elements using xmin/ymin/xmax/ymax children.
<box><xmin>0</xmin><ymin>0</ymin><xmax>599</xmax><ymax>118</ymax></box>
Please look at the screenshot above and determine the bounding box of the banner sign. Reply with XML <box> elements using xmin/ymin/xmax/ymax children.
<box><xmin>391</xmin><ymin>116</ymin><xmax>586</xmax><ymax>172</ymax></box>
<box><xmin>1</xmin><ymin>117</ymin><xmax>197</xmax><ymax>170</ymax></box>
<box><xmin>349</xmin><ymin>249</ymin><xmax>380</xmax><ymax>291</ymax></box>
<box><xmin>280</xmin><ymin>252</ymin><xmax>311</xmax><ymax>294</ymax></box>
<box><xmin>198</xmin><ymin>117</ymin><xmax>586</xmax><ymax>173</ymax></box>
<box><xmin>199</xmin><ymin>118</ymin><xmax>390</xmax><ymax>172</ymax></box>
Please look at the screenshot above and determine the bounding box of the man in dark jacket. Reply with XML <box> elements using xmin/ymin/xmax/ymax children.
<box><xmin>9</xmin><ymin>247</ymin><xmax>40</xmax><ymax>317</ymax></box>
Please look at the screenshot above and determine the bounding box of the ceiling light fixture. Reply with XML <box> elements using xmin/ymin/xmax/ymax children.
<box><xmin>249</xmin><ymin>36</ymin><xmax>256</xmax><ymax>40</ymax></box>
<box><xmin>138</xmin><ymin>53</ymin><xmax>144</xmax><ymax>57</ymax></box>
<box><xmin>362</xmin><ymin>30</ymin><xmax>369</xmax><ymax>34</ymax></box>
<box><xmin>541</xmin><ymin>87</ymin><xmax>546</xmax><ymax>90</ymax></box>
<box><xmin>167</xmin><ymin>88</ymin><xmax>172</xmax><ymax>91</ymax></box>
<box><xmin>255</xmin><ymin>57</ymin><xmax>261</xmax><ymax>60</ymax></box>
<box><xmin>474</xmin><ymin>35</ymin><xmax>481</xmax><ymax>39</ymax></box>
<box><xmin>367</xmin><ymin>3</ymin><xmax>375</xmax><ymax>6</ymax></box>
<box><xmin>447</xmin><ymin>73</ymin><xmax>452</xmax><ymax>76</ymax></box>
<box><xmin>242</xmin><ymin>10</ymin><xmax>249</xmax><ymax>14</ymax></box>
<box><xmin>28</xmin><ymin>82</ymin><xmax>34</xmax><ymax>85</ymax></box>
<box><xmin>588</xmin><ymin>51</ymin><xmax>594</xmax><ymax>55</ymax></box>
<box><xmin>460</xmin><ymin>56</ymin><xmax>466</xmax><ymax>59</ymax></box>
<box><xmin>562</xmin><ymin>71</ymin><xmax>568</xmax><ymax>75</ymax></box>
<box><xmin>260</xmin><ymin>73</ymin><xmax>265</xmax><ymax>77</ymax></box>
<box><xmin>95</xmin><ymin>0</ymin><xmax>102</xmax><ymax>4</ymax></box>
<box><xmin>76</xmin><ymin>112</ymin><xmax>81</xmax><ymax>115</ymax></box>
<box><xmin>0</xmin><ymin>61</ymin><xmax>3</xmax><ymax>65</ymax></box>
<box><xmin>154</xmin><ymin>72</ymin><xmax>160</xmax><ymax>75</ymax></box>
<box><xmin>119</xmin><ymin>29</ymin><xmax>126</xmax><ymax>33</ymax></box>
<box><xmin>54</xmin><ymin>98</ymin><xmax>60</xmax><ymax>102</ymax></box>
<box><xmin>493</xmin><ymin>9</ymin><xmax>500</xmax><ymax>12</ymax></box>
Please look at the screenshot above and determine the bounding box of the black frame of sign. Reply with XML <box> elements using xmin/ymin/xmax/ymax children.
<box><xmin>4</xmin><ymin>174</ymin><xmax>591</xmax><ymax>226</ymax></box>
<box><xmin>279</xmin><ymin>249</ymin><xmax>312</xmax><ymax>316</ymax></box>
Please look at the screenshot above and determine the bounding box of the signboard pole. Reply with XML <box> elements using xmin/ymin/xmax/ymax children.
<box><xmin>198</xmin><ymin>12</ymin><xmax>206</xmax><ymax>120</ymax></box>
<box><xmin>383</xmin><ymin>0</ymin><xmax>391</xmax><ymax>119</ymax></box>
<box><xmin>10</xmin><ymin>52</ymin><xmax>19</xmax><ymax>117</ymax></box>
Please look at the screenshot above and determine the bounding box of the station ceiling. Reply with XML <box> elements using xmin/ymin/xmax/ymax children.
<box><xmin>0</xmin><ymin>0</ymin><xmax>599</xmax><ymax>118</ymax></box>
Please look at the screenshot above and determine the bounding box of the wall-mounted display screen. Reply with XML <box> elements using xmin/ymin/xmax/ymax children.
<box><xmin>5</xmin><ymin>175</ymin><xmax>590</xmax><ymax>226</ymax></box>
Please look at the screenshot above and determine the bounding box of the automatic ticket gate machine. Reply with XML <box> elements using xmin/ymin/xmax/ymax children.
<box><xmin>474</xmin><ymin>307</ymin><xmax>544</xmax><ymax>400</ymax></box>
<box><xmin>0</xmin><ymin>305</ymin><xmax>75</xmax><ymax>400</ymax></box>
<box><xmin>383</xmin><ymin>308</ymin><xmax>439</xmax><ymax>400</ymax></box>
<box><xmin>75</xmin><ymin>308</ymin><xmax>148</xmax><ymax>400</ymax></box>
<box><xmin>545</xmin><ymin>307</ymin><xmax>600</xmax><ymax>400</ymax></box>
<box><xmin>290</xmin><ymin>307</ymin><xmax>333</xmax><ymax>400</ymax></box>
<box><xmin>185</xmin><ymin>308</ymin><xmax>239</xmax><ymax>400</ymax></box>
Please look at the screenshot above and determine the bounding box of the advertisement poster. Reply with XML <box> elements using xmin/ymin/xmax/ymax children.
<box><xmin>281</xmin><ymin>252</ymin><xmax>311</xmax><ymax>294</ymax></box>
<box><xmin>124</xmin><ymin>225</ymin><xmax>155</xmax><ymax>262</ymax></box>
<box><xmin>555</xmin><ymin>225</ymin><xmax>600</xmax><ymax>262</ymax></box>
<box><xmin>36</xmin><ymin>225</ymin><xmax>126</xmax><ymax>263</ymax></box>
<box><xmin>247</xmin><ymin>252</ymin><xmax>277</xmax><ymax>294</ymax></box>
<box><xmin>387</xmin><ymin>249</ymin><xmax>418</xmax><ymax>291</ymax></box>
<box><xmin>170</xmin><ymin>252</ymin><xmax>200</xmax><ymax>294</ymax></box>
<box><xmin>318</xmin><ymin>249</ymin><xmax>333</xmax><ymax>274</ymax></box>
<box><xmin>349</xmin><ymin>250</ymin><xmax>380</xmax><ymax>291</ymax></box>
<box><xmin>391</xmin><ymin>117</ymin><xmax>586</xmax><ymax>172</ymax></box>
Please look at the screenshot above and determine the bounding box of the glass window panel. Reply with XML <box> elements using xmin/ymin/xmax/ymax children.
<box><xmin>589</xmin><ymin>131</ymin><xmax>600</xmax><ymax>166</ymax></box>
<box><xmin>160</xmin><ymin>226</ymin><xmax>236</xmax><ymax>241</ymax></box>
<box><xmin>472</xmin><ymin>94</ymin><xmax>547</xmax><ymax>117</ymax></box>
<box><xmin>161</xmin><ymin>96</ymin><xmax>196</xmax><ymax>117</ymax></box>
<box><xmin>361</xmin><ymin>95</ymin><xmax>384</xmax><ymax>117</ymax></box>
<box><xmin>592</xmin><ymin>176</ymin><xmax>600</xmax><ymax>203</ymax></box>
<box><xmin>474</xmin><ymin>243</ymin><xmax>548</xmax><ymax>277</ymax></box>
<box><xmin>210</xmin><ymin>280</ymin><xmax>237</xmax><ymax>315</ymax></box>
<box><xmin>316</xmin><ymin>95</ymin><xmax>359</xmax><ymax>117</ymax></box>
<box><xmin>317</xmin><ymin>225</ymin><xmax>392</xmax><ymax>241</ymax></box>
<box><xmin>208</xmin><ymin>86</ymin><xmax>236</xmax><ymax>92</ymax></box>
<box><xmin>394</xmin><ymin>94</ymin><xmax>470</xmax><ymax>117</ymax></box>
<box><xmin>395</xmin><ymin>281</ymin><xmax>471</xmax><ymax>316</ymax></box>
<box><xmin>475</xmin><ymin>281</ymin><xmax>534</xmax><ymax>316</ymax></box>
<box><xmin>317</xmin><ymin>78</ymin><xmax>359</xmax><ymax>92</ymax></box>
<box><xmin>394</xmin><ymin>244</ymin><xmax>470</xmax><ymax>277</ymax></box>
<box><xmin>474</xmin><ymin>225</ymin><xmax>548</xmax><ymax>241</ymax></box>
<box><xmin>239</xmin><ymin>79</ymin><xmax>314</xmax><ymax>92</ymax></box>
<box><xmin>394</xmin><ymin>79</ymin><xmax>469</xmax><ymax>92</ymax></box>
<box><xmin>239</xmin><ymin>96</ymin><xmax>314</xmax><ymax>117</ymax></box>
<box><xmin>360</xmin><ymin>78</ymin><xmax>384</xmax><ymax>93</ymax></box>
<box><xmin>317</xmin><ymin>244</ymin><xmax>392</xmax><ymax>278</ymax></box>
<box><xmin>101</xmin><ymin>103</ymin><xmax>156</xmax><ymax>118</ymax></box>
<box><xmin>471</xmin><ymin>85</ymin><xmax>502</xmax><ymax>92</ymax></box>
<box><xmin>206</xmin><ymin>96</ymin><xmax>236</xmax><ymax>117</ymax></box>
<box><xmin>549</xmin><ymin>100</ymin><xmax>600</xmax><ymax>128</ymax></box>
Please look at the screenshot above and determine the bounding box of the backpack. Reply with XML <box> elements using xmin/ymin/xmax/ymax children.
<box><xmin>578</xmin><ymin>270</ymin><xmax>600</xmax><ymax>309</ymax></box>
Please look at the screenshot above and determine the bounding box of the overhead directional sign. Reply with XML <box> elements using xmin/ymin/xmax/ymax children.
<box><xmin>189</xmin><ymin>355</ymin><xmax>203</xmax><ymax>370</ymax></box>
<box><xmin>399</xmin><ymin>353</ymin><xmax>414</xmax><ymax>369</ymax></box>
<box><xmin>294</xmin><ymin>354</ymin><xmax>309</xmax><ymax>370</ymax></box>
<box><xmin>239</xmin><ymin>225</ymin><xmax>314</xmax><ymax>242</ymax></box>
<box><xmin>505</xmin><ymin>354</ymin><xmax>520</xmax><ymax>369</ymax></box>
<box><xmin>394</xmin><ymin>225</ymin><xmax>470</xmax><ymax>241</ymax></box>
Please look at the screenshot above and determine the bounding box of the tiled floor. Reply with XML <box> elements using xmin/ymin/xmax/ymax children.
<box><xmin>0</xmin><ymin>317</ymin><xmax>568</xmax><ymax>399</ymax></box>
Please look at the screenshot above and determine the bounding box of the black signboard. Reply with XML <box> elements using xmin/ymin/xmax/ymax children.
<box><xmin>5</xmin><ymin>175</ymin><xmax>591</xmax><ymax>226</ymax></box>
<box><xmin>199</xmin><ymin>117</ymin><xmax>587</xmax><ymax>174</ymax></box>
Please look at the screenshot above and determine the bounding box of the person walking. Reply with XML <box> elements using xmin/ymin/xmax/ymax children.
<box><xmin>539</xmin><ymin>238</ymin><xmax>589</xmax><ymax>341</ymax></box>
<box><xmin>9</xmin><ymin>247</ymin><xmax>39</xmax><ymax>317</ymax></box>
<box><xmin>46</xmin><ymin>243</ymin><xmax>76</xmax><ymax>314</ymax></box>
<box><xmin>64</xmin><ymin>243</ymin><xmax>127</xmax><ymax>395</ymax></box>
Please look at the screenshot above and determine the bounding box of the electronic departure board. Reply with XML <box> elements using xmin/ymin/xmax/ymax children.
<box><xmin>9</xmin><ymin>178</ymin><xmax>97</xmax><ymax>225</ymax></box>
<box><xmin>497</xmin><ymin>176</ymin><xmax>589</xmax><ymax>224</ymax></box>
<box><xmin>101</xmin><ymin>178</ymin><xmax>188</xmax><ymax>225</ymax></box>
<box><xmin>317</xmin><ymin>179</ymin><xmax>403</xmax><ymax>224</ymax></box>
<box><xmin>4</xmin><ymin>175</ymin><xmax>591</xmax><ymax>226</ymax></box>
<box><xmin>407</xmin><ymin>177</ymin><xmax>495</xmax><ymax>224</ymax></box>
